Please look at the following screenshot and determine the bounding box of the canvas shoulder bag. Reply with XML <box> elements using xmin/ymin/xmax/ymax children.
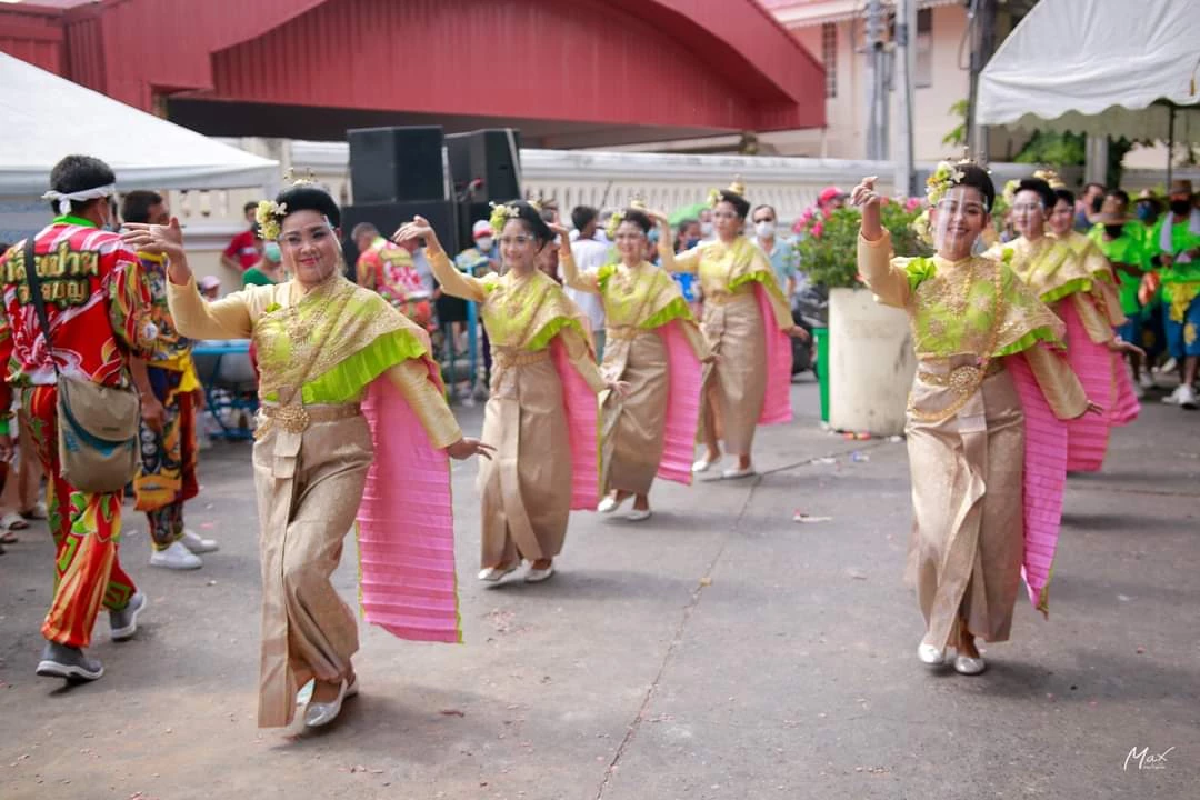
<box><xmin>21</xmin><ymin>236</ymin><xmax>140</xmax><ymax>493</ymax></box>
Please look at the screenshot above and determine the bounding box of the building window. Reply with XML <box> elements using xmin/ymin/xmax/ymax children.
<box><xmin>915</xmin><ymin>8</ymin><xmax>933</xmax><ymax>88</ymax></box>
<box><xmin>821</xmin><ymin>22</ymin><xmax>838</xmax><ymax>98</ymax></box>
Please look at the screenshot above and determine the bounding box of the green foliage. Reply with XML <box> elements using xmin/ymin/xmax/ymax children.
<box><xmin>942</xmin><ymin>100</ymin><xmax>969</xmax><ymax>147</ymax></box>
<box><xmin>1014</xmin><ymin>131</ymin><xmax>1087</xmax><ymax>167</ymax></box>
<box><xmin>1014</xmin><ymin>131</ymin><xmax>1135</xmax><ymax>187</ymax></box>
<box><xmin>795</xmin><ymin>203</ymin><xmax>930</xmax><ymax>289</ymax></box>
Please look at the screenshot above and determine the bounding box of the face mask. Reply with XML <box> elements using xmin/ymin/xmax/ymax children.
<box><xmin>754</xmin><ymin>221</ymin><xmax>774</xmax><ymax>239</ymax></box>
<box><xmin>1169</xmin><ymin>199</ymin><xmax>1192</xmax><ymax>215</ymax></box>
<box><xmin>263</xmin><ymin>241</ymin><xmax>281</xmax><ymax>261</ymax></box>
<box><xmin>1104</xmin><ymin>225</ymin><xmax>1124</xmax><ymax>239</ymax></box>
<box><xmin>1137</xmin><ymin>204</ymin><xmax>1154</xmax><ymax>221</ymax></box>
<box><xmin>700</xmin><ymin>221</ymin><xmax>713</xmax><ymax>236</ymax></box>
<box><xmin>477</xmin><ymin>237</ymin><xmax>493</xmax><ymax>251</ymax></box>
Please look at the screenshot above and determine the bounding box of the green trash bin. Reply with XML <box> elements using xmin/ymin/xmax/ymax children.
<box><xmin>812</xmin><ymin>326</ymin><xmax>830</xmax><ymax>422</ymax></box>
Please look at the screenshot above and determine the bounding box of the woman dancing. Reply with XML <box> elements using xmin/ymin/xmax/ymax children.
<box><xmin>1005</xmin><ymin>177</ymin><xmax>1140</xmax><ymax>472</ymax></box>
<box><xmin>558</xmin><ymin>205</ymin><xmax>709</xmax><ymax>520</ymax></box>
<box><xmin>656</xmin><ymin>180</ymin><xmax>803</xmax><ymax>479</ymax></box>
<box><xmin>128</xmin><ymin>182</ymin><xmax>491</xmax><ymax>730</ymax></box>
<box><xmin>394</xmin><ymin>202</ymin><xmax>622</xmax><ymax>585</ymax></box>
<box><xmin>853</xmin><ymin>164</ymin><xmax>1096</xmax><ymax>675</ymax></box>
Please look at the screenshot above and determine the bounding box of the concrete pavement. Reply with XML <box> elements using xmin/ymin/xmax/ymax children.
<box><xmin>0</xmin><ymin>378</ymin><xmax>1196</xmax><ymax>799</ymax></box>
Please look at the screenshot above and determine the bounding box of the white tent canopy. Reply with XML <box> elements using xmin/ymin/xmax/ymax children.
<box><xmin>977</xmin><ymin>0</ymin><xmax>1200</xmax><ymax>141</ymax></box>
<box><xmin>0</xmin><ymin>52</ymin><xmax>278</xmax><ymax>197</ymax></box>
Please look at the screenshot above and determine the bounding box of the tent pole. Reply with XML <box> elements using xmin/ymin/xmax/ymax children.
<box><xmin>1166</xmin><ymin>104</ymin><xmax>1176</xmax><ymax>189</ymax></box>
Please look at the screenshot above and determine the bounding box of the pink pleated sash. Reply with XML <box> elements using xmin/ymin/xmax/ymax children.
<box><xmin>356</xmin><ymin>366</ymin><xmax>460</xmax><ymax>643</ymax></box>
<box><xmin>1110</xmin><ymin>353</ymin><xmax>1141</xmax><ymax>426</ymax></box>
<box><xmin>1008</xmin><ymin>351</ymin><xmax>1068</xmax><ymax>616</ymax></box>
<box><xmin>550</xmin><ymin>338</ymin><xmax>601</xmax><ymax>510</ymax></box>
<box><xmin>754</xmin><ymin>284</ymin><xmax>793</xmax><ymax>425</ymax></box>
<box><xmin>1061</xmin><ymin>300</ymin><xmax>1112</xmax><ymax>472</ymax></box>
<box><xmin>656</xmin><ymin>320</ymin><xmax>703</xmax><ymax>485</ymax></box>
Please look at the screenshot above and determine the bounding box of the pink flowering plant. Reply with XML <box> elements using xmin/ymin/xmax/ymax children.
<box><xmin>794</xmin><ymin>197</ymin><xmax>929</xmax><ymax>288</ymax></box>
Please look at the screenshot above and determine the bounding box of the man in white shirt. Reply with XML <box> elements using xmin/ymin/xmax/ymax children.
<box><xmin>567</xmin><ymin>206</ymin><xmax>610</xmax><ymax>358</ymax></box>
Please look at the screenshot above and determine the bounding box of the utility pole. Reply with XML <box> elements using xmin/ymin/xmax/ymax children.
<box><xmin>965</xmin><ymin>0</ymin><xmax>997</xmax><ymax>162</ymax></box>
<box><xmin>895</xmin><ymin>0</ymin><xmax>917</xmax><ymax>196</ymax></box>
<box><xmin>865</xmin><ymin>0</ymin><xmax>885</xmax><ymax>161</ymax></box>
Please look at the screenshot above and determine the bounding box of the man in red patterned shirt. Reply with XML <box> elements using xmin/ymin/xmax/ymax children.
<box><xmin>0</xmin><ymin>155</ymin><xmax>154</xmax><ymax>682</ymax></box>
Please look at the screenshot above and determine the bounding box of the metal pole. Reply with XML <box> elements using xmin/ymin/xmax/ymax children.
<box><xmin>866</xmin><ymin>0</ymin><xmax>884</xmax><ymax>161</ymax></box>
<box><xmin>895</xmin><ymin>0</ymin><xmax>917</xmax><ymax>196</ymax></box>
<box><xmin>1167</xmin><ymin>104</ymin><xmax>1176</xmax><ymax>189</ymax></box>
<box><xmin>965</xmin><ymin>0</ymin><xmax>996</xmax><ymax>160</ymax></box>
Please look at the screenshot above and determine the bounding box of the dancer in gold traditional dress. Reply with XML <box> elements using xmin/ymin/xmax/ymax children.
<box><xmin>558</xmin><ymin>206</ymin><xmax>709</xmax><ymax>520</ymax></box>
<box><xmin>128</xmin><ymin>183</ymin><xmax>491</xmax><ymax>730</ymax></box>
<box><xmin>853</xmin><ymin>163</ymin><xmax>1097</xmax><ymax>676</ymax></box>
<box><xmin>394</xmin><ymin>203</ymin><xmax>623</xmax><ymax>586</ymax></box>
<box><xmin>656</xmin><ymin>180</ymin><xmax>805</xmax><ymax>479</ymax></box>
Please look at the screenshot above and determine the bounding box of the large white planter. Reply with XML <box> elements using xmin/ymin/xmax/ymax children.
<box><xmin>827</xmin><ymin>287</ymin><xmax>916</xmax><ymax>436</ymax></box>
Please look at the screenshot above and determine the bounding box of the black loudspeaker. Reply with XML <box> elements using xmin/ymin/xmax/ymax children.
<box><xmin>446</xmin><ymin>129</ymin><xmax>522</xmax><ymax>202</ymax></box>
<box><xmin>348</xmin><ymin>126</ymin><xmax>445</xmax><ymax>204</ymax></box>
<box><xmin>455</xmin><ymin>200</ymin><xmax>493</xmax><ymax>254</ymax></box>
<box><xmin>341</xmin><ymin>200</ymin><xmax>460</xmax><ymax>281</ymax></box>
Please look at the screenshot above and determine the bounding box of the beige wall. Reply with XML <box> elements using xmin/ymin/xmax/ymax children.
<box><xmin>783</xmin><ymin>5</ymin><xmax>969</xmax><ymax>162</ymax></box>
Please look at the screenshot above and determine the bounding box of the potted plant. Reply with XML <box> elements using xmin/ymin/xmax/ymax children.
<box><xmin>795</xmin><ymin>199</ymin><xmax>930</xmax><ymax>435</ymax></box>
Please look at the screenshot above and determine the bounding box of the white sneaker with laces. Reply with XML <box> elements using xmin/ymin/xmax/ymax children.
<box><xmin>150</xmin><ymin>540</ymin><xmax>203</xmax><ymax>570</ymax></box>
<box><xmin>182</xmin><ymin>529</ymin><xmax>219</xmax><ymax>554</ymax></box>
<box><xmin>1162</xmin><ymin>386</ymin><xmax>1185</xmax><ymax>405</ymax></box>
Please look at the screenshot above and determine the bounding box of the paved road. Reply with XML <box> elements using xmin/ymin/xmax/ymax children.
<box><xmin>1</xmin><ymin>379</ymin><xmax>1196</xmax><ymax>799</ymax></box>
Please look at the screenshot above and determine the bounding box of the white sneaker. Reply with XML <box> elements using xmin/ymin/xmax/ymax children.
<box><xmin>149</xmin><ymin>540</ymin><xmax>203</xmax><ymax>570</ymax></box>
<box><xmin>1179</xmin><ymin>384</ymin><xmax>1198</xmax><ymax>410</ymax></box>
<box><xmin>1161</xmin><ymin>358</ymin><xmax>1178</xmax><ymax>373</ymax></box>
<box><xmin>1162</xmin><ymin>386</ymin><xmax>1185</xmax><ymax>405</ymax></box>
<box><xmin>1138</xmin><ymin>373</ymin><xmax>1155</xmax><ymax>390</ymax></box>
<box><xmin>182</xmin><ymin>529</ymin><xmax>219</xmax><ymax>554</ymax></box>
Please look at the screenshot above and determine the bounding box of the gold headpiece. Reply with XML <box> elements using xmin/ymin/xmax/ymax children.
<box><xmin>256</xmin><ymin>169</ymin><xmax>327</xmax><ymax>240</ymax></box>
<box><xmin>488</xmin><ymin>201</ymin><xmax>521</xmax><ymax>236</ymax></box>
<box><xmin>255</xmin><ymin>200</ymin><xmax>287</xmax><ymax>241</ymax></box>
<box><xmin>708</xmin><ymin>176</ymin><xmax>747</xmax><ymax>208</ymax></box>
<box><xmin>1032</xmin><ymin>168</ymin><xmax>1065</xmax><ymax>190</ymax></box>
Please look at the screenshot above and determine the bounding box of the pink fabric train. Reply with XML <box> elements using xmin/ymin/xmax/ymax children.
<box><xmin>754</xmin><ymin>284</ymin><xmax>793</xmax><ymax>425</ymax></box>
<box><xmin>1007</xmin><ymin>351</ymin><xmax>1068</xmax><ymax>616</ymax></box>
<box><xmin>550</xmin><ymin>338</ymin><xmax>601</xmax><ymax>511</ymax></box>
<box><xmin>1059</xmin><ymin>300</ymin><xmax>1131</xmax><ymax>471</ymax></box>
<box><xmin>1110</xmin><ymin>352</ymin><xmax>1141</xmax><ymax>426</ymax></box>
<box><xmin>656</xmin><ymin>320</ymin><xmax>704</xmax><ymax>485</ymax></box>
<box><xmin>356</xmin><ymin>363</ymin><xmax>460</xmax><ymax>643</ymax></box>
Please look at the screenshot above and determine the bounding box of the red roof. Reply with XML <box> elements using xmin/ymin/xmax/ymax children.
<box><xmin>1</xmin><ymin>0</ymin><xmax>826</xmax><ymax>145</ymax></box>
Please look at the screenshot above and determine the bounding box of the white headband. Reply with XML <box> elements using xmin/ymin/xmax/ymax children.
<box><xmin>42</xmin><ymin>184</ymin><xmax>116</xmax><ymax>216</ymax></box>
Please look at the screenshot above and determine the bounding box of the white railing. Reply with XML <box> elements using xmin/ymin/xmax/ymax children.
<box><xmin>161</xmin><ymin>139</ymin><xmax>1200</xmax><ymax>243</ymax></box>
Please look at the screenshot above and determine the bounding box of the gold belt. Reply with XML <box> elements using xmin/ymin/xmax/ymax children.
<box><xmin>493</xmin><ymin>349</ymin><xmax>551</xmax><ymax>367</ymax></box>
<box><xmin>607</xmin><ymin>327</ymin><xmax>642</xmax><ymax>341</ymax></box>
<box><xmin>705</xmin><ymin>287</ymin><xmax>752</xmax><ymax>306</ymax></box>
<box><xmin>257</xmin><ymin>403</ymin><xmax>362</xmax><ymax>436</ymax></box>
<box><xmin>917</xmin><ymin>361</ymin><xmax>1003</xmax><ymax>393</ymax></box>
